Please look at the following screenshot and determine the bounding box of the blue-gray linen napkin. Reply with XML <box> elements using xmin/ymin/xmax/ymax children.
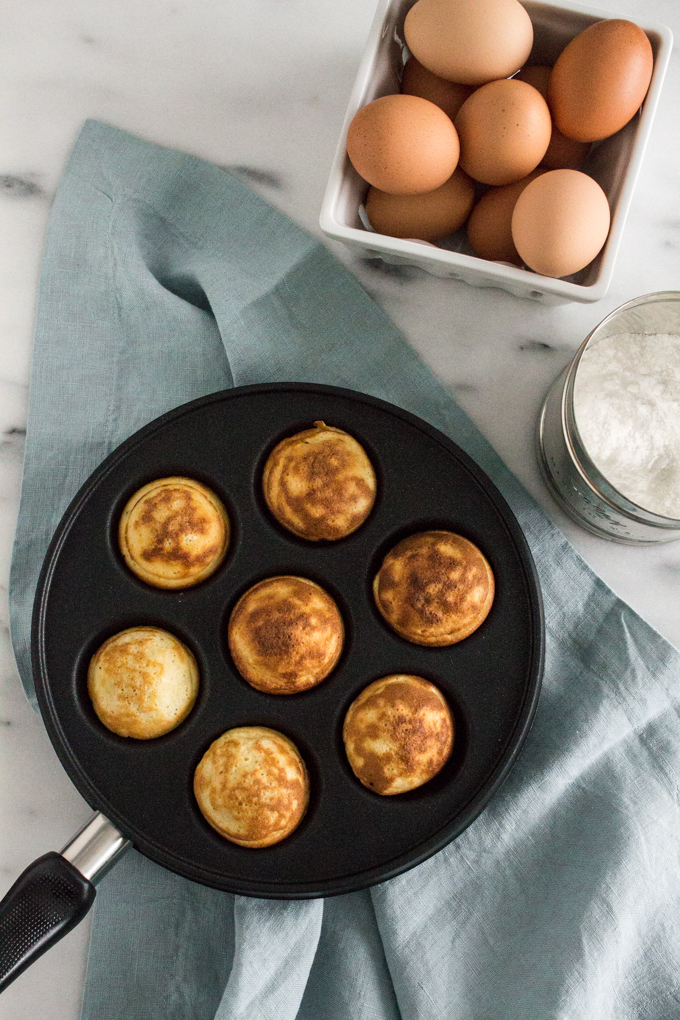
<box><xmin>9</xmin><ymin>120</ymin><xmax>680</xmax><ymax>1020</ymax></box>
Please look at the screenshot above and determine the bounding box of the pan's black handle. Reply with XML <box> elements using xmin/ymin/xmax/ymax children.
<box><xmin>0</xmin><ymin>852</ymin><xmax>95</xmax><ymax>992</ymax></box>
<box><xmin>0</xmin><ymin>813</ymin><xmax>129</xmax><ymax>993</ymax></box>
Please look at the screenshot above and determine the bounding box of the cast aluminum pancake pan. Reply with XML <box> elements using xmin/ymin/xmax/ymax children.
<box><xmin>33</xmin><ymin>383</ymin><xmax>544</xmax><ymax>898</ymax></box>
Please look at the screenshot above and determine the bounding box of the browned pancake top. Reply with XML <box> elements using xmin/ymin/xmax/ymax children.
<box><xmin>343</xmin><ymin>675</ymin><xmax>453</xmax><ymax>795</ymax></box>
<box><xmin>193</xmin><ymin>727</ymin><xmax>309</xmax><ymax>847</ymax></box>
<box><xmin>373</xmin><ymin>530</ymin><xmax>494</xmax><ymax>646</ymax></box>
<box><xmin>87</xmin><ymin>626</ymin><xmax>199</xmax><ymax>739</ymax></box>
<box><xmin>228</xmin><ymin>576</ymin><xmax>344</xmax><ymax>694</ymax></box>
<box><xmin>119</xmin><ymin>477</ymin><xmax>229</xmax><ymax>588</ymax></box>
<box><xmin>136</xmin><ymin>486</ymin><xmax>218</xmax><ymax>569</ymax></box>
<box><xmin>263</xmin><ymin>422</ymin><xmax>376</xmax><ymax>541</ymax></box>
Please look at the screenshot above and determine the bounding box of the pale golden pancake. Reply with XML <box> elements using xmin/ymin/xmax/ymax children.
<box><xmin>343</xmin><ymin>675</ymin><xmax>453</xmax><ymax>795</ymax></box>
<box><xmin>119</xmin><ymin>477</ymin><xmax>229</xmax><ymax>589</ymax></box>
<box><xmin>193</xmin><ymin>726</ymin><xmax>309</xmax><ymax>847</ymax></box>
<box><xmin>228</xmin><ymin>576</ymin><xmax>344</xmax><ymax>694</ymax></box>
<box><xmin>88</xmin><ymin>626</ymin><xmax>199</xmax><ymax>739</ymax></box>
<box><xmin>262</xmin><ymin>421</ymin><xmax>376</xmax><ymax>541</ymax></box>
<box><xmin>373</xmin><ymin>530</ymin><xmax>494</xmax><ymax>646</ymax></box>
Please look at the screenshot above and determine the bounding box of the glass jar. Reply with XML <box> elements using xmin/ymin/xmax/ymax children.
<box><xmin>537</xmin><ymin>291</ymin><xmax>680</xmax><ymax>544</ymax></box>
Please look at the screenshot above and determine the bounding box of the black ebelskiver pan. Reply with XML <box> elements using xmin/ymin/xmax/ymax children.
<box><xmin>0</xmin><ymin>383</ymin><xmax>544</xmax><ymax>991</ymax></box>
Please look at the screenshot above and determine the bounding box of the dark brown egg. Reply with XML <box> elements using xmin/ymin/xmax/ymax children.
<box><xmin>401</xmin><ymin>56</ymin><xmax>474</xmax><ymax>122</ymax></box>
<box><xmin>515</xmin><ymin>65</ymin><xmax>591</xmax><ymax>169</ymax></box>
<box><xmin>548</xmin><ymin>19</ymin><xmax>654</xmax><ymax>142</ymax></box>
<box><xmin>365</xmin><ymin>168</ymin><xmax>474</xmax><ymax>242</ymax></box>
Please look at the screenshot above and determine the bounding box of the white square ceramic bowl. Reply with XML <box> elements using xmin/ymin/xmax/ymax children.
<box><xmin>320</xmin><ymin>0</ymin><xmax>672</xmax><ymax>304</ymax></box>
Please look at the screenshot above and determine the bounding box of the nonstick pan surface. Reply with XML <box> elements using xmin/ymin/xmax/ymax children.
<box><xmin>32</xmin><ymin>383</ymin><xmax>543</xmax><ymax>898</ymax></box>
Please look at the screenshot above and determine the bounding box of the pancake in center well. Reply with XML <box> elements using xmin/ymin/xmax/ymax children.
<box><xmin>194</xmin><ymin>726</ymin><xmax>309</xmax><ymax>847</ymax></box>
<box><xmin>343</xmin><ymin>675</ymin><xmax>453</xmax><ymax>795</ymax></box>
<box><xmin>373</xmin><ymin>530</ymin><xmax>494</xmax><ymax>645</ymax></box>
<box><xmin>228</xmin><ymin>575</ymin><xmax>344</xmax><ymax>694</ymax></box>
<box><xmin>119</xmin><ymin>476</ymin><xmax>229</xmax><ymax>589</ymax></box>
<box><xmin>262</xmin><ymin>421</ymin><xmax>377</xmax><ymax>540</ymax></box>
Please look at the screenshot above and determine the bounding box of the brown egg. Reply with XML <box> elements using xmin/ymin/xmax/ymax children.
<box><xmin>347</xmin><ymin>94</ymin><xmax>460</xmax><ymax>195</ymax></box>
<box><xmin>455</xmin><ymin>79</ymin><xmax>552</xmax><ymax>186</ymax></box>
<box><xmin>511</xmin><ymin>169</ymin><xmax>611</xmax><ymax>278</ymax></box>
<box><xmin>548</xmin><ymin>19</ymin><xmax>654</xmax><ymax>142</ymax></box>
<box><xmin>467</xmin><ymin>169</ymin><xmax>545</xmax><ymax>264</ymax></box>
<box><xmin>514</xmin><ymin>66</ymin><xmax>591</xmax><ymax>169</ymax></box>
<box><xmin>365</xmin><ymin>168</ymin><xmax>474</xmax><ymax>242</ymax></box>
<box><xmin>401</xmin><ymin>57</ymin><xmax>474</xmax><ymax>122</ymax></box>
<box><xmin>514</xmin><ymin>65</ymin><xmax>551</xmax><ymax>92</ymax></box>
<box><xmin>404</xmin><ymin>0</ymin><xmax>533</xmax><ymax>86</ymax></box>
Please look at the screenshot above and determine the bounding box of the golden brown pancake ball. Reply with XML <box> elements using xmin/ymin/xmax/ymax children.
<box><xmin>373</xmin><ymin>530</ymin><xmax>494</xmax><ymax>645</ymax></box>
<box><xmin>119</xmin><ymin>477</ymin><xmax>229</xmax><ymax>589</ymax></box>
<box><xmin>262</xmin><ymin>421</ymin><xmax>376</xmax><ymax>541</ymax></box>
<box><xmin>343</xmin><ymin>675</ymin><xmax>453</xmax><ymax>795</ymax></box>
<box><xmin>194</xmin><ymin>726</ymin><xmax>309</xmax><ymax>847</ymax></box>
<box><xmin>228</xmin><ymin>576</ymin><xmax>344</xmax><ymax>694</ymax></box>
<box><xmin>88</xmin><ymin>626</ymin><xmax>199</xmax><ymax>739</ymax></box>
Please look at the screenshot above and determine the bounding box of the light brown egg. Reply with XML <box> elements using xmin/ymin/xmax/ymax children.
<box><xmin>455</xmin><ymin>79</ymin><xmax>552</xmax><ymax>186</ymax></box>
<box><xmin>514</xmin><ymin>66</ymin><xmax>591</xmax><ymax>169</ymax></box>
<box><xmin>401</xmin><ymin>56</ymin><xmax>474</xmax><ymax>122</ymax></box>
<box><xmin>467</xmin><ymin>169</ymin><xmax>545</xmax><ymax>264</ymax></box>
<box><xmin>404</xmin><ymin>0</ymin><xmax>533</xmax><ymax>86</ymax></box>
<box><xmin>346</xmin><ymin>94</ymin><xmax>460</xmax><ymax>195</ymax></box>
<box><xmin>548</xmin><ymin>19</ymin><xmax>654</xmax><ymax>142</ymax></box>
<box><xmin>365</xmin><ymin>168</ymin><xmax>474</xmax><ymax>242</ymax></box>
<box><xmin>511</xmin><ymin>169</ymin><xmax>610</xmax><ymax>278</ymax></box>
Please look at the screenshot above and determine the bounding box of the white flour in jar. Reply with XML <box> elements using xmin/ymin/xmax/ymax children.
<box><xmin>573</xmin><ymin>332</ymin><xmax>680</xmax><ymax>519</ymax></box>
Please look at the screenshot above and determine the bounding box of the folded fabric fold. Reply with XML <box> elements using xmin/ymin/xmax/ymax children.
<box><xmin>10</xmin><ymin>121</ymin><xmax>680</xmax><ymax>1020</ymax></box>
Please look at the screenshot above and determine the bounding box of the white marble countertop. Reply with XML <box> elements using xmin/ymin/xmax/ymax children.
<box><xmin>0</xmin><ymin>0</ymin><xmax>678</xmax><ymax>1015</ymax></box>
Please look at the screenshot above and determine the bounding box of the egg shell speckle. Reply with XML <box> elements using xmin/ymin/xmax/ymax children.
<box><xmin>455</xmin><ymin>79</ymin><xmax>552</xmax><ymax>186</ymax></box>
<box><xmin>347</xmin><ymin>94</ymin><xmax>460</xmax><ymax>195</ymax></box>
